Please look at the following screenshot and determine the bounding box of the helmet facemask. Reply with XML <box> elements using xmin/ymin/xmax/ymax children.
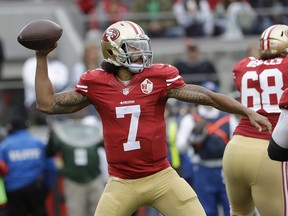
<box><xmin>118</xmin><ymin>39</ymin><xmax>153</xmax><ymax>73</ymax></box>
<box><xmin>106</xmin><ymin>36</ymin><xmax>153</xmax><ymax>73</ymax></box>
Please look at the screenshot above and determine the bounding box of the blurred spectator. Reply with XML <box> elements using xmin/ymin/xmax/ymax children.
<box><xmin>253</xmin><ymin>0</ymin><xmax>288</xmax><ymax>35</ymax></box>
<box><xmin>0</xmin><ymin>87</ymin><xmax>26</xmax><ymax>129</ymax></box>
<box><xmin>22</xmin><ymin>51</ymin><xmax>69</xmax><ymax>125</ymax></box>
<box><xmin>0</xmin><ymin>119</ymin><xmax>57</xmax><ymax>216</ymax></box>
<box><xmin>174</xmin><ymin>101</ymin><xmax>197</xmax><ymax>187</ymax></box>
<box><xmin>176</xmin><ymin>82</ymin><xmax>238</xmax><ymax>216</ymax></box>
<box><xmin>245</xmin><ymin>42</ymin><xmax>259</xmax><ymax>58</ymax></box>
<box><xmin>173</xmin><ymin>0</ymin><xmax>214</xmax><ymax>37</ymax></box>
<box><xmin>76</xmin><ymin>0</ymin><xmax>96</xmax><ymax>14</ymax></box>
<box><xmin>70</xmin><ymin>39</ymin><xmax>102</xmax><ymax>117</ymax></box>
<box><xmin>101</xmin><ymin>0</ymin><xmax>128</xmax><ymax>27</ymax></box>
<box><xmin>46</xmin><ymin>113</ymin><xmax>106</xmax><ymax>216</ymax></box>
<box><xmin>71</xmin><ymin>40</ymin><xmax>102</xmax><ymax>88</ymax></box>
<box><xmin>130</xmin><ymin>0</ymin><xmax>182</xmax><ymax>38</ymax></box>
<box><xmin>165</xmin><ymin>99</ymin><xmax>181</xmax><ymax>174</ymax></box>
<box><xmin>208</xmin><ymin>0</ymin><xmax>222</xmax><ymax>11</ymax></box>
<box><xmin>214</xmin><ymin>0</ymin><xmax>256</xmax><ymax>39</ymax></box>
<box><xmin>75</xmin><ymin>0</ymin><xmax>99</xmax><ymax>31</ymax></box>
<box><xmin>88</xmin><ymin>0</ymin><xmax>129</xmax><ymax>31</ymax></box>
<box><xmin>250</xmin><ymin>0</ymin><xmax>287</xmax><ymax>9</ymax></box>
<box><xmin>84</xmin><ymin>28</ymin><xmax>103</xmax><ymax>42</ymax></box>
<box><xmin>174</xmin><ymin>39</ymin><xmax>219</xmax><ymax>86</ymax></box>
<box><xmin>213</xmin><ymin>0</ymin><xmax>230</xmax><ymax>35</ymax></box>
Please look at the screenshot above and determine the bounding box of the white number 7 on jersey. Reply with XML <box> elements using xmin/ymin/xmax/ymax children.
<box><xmin>116</xmin><ymin>105</ymin><xmax>141</xmax><ymax>151</ymax></box>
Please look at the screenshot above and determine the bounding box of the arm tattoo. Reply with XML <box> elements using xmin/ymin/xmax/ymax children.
<box><xmin>167</xmin><ymin>85</ymin><xmax>217</xmax><ymax>107</ymax></box>
<box><xmin>52</xmin><ymin>91</ymin><xmax>91</xmax><ymax>113</ymax></box>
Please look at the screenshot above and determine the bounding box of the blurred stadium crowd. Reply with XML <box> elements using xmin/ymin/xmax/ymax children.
<box><xmin>77</xmin><ymin>0</ymin><xmax>288</xmax><ymax>39</ymax></box>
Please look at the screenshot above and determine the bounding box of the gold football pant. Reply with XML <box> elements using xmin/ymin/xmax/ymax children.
<box><xmin>223</xmin><ymin>135</ymin><xmax>288</xmax><ymax>216</ymax></box>
<box><xmin>94</xmin><ymin>167</ymin><xmax>206</xmax><ymax>216</ymax></box>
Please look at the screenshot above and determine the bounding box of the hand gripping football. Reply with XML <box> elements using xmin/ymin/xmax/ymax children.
<box><xmin>17</xmin><ymin>19</ymin><xmax>63</xmax><ymax>50</ymax></box>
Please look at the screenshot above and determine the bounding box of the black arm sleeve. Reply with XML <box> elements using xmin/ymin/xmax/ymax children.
<box><xmin>268</xmin><ymin>138</ymin><xmax>288</xmax><ymax>161</ymax></box>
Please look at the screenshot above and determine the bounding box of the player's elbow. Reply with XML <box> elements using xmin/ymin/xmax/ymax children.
<box><xmin>36</xmin><ymin>102</ymin><xmax>54</xmax><ymax>114</ymax></box>
<box><xmin>268</xmin><ymin>138</ymin><xmax>288</xmax><ymax>161</ymax></box>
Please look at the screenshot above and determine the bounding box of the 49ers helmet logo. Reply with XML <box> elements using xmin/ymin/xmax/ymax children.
<box><xmin>103</xmin><ymin>28</ymin><xmax>120</xmax><ymax>41</ymax></box>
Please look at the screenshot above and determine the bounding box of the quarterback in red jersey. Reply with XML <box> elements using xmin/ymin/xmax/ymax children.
<box><xmin>34</xmin><ymin>21</ymin><xmax>270</xmax><ymax>216</ymax></box>
<box><xmin>223</xmin><ymin>24</ymin><xmax>288</xmax><ymax>216</ymax></box>
<box><xmin>268</xmin><ymin>88</ymin><xmax>288</xmax><ymax>161</ymax></box>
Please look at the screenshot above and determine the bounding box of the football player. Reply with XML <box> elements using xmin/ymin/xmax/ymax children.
<box><xmin>223</xmin><ymin>24</ymin><xmax>288</xmax><ymax>216</ymax></box>
<box><xmin>34</xmin><ymin>21</ymin><xmax>271</xmax><ymax>216</ymax></box>
<box><xmin>268</xmin><ymin>88</ymin><xmax>288</xmax><ymax>161</ymax></box>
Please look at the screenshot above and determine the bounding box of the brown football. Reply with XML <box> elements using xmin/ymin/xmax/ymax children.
<box><xmin>17</xmin><ymin>19</ymin><xmax>63</xmax><ymax>50</ymax></box>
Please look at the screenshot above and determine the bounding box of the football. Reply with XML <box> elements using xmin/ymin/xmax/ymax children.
<box><xmin>17</xmin><ymin>19</ymin><xmax>63</xmax><ymax>50</ymax></box>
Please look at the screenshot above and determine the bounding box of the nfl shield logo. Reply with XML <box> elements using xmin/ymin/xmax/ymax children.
<box><xmin>141</xmin><ymin>78</ymin><xmax>153</xmax><ymax>94</ymax></box>
<box><xmin>123</xmin><ymin>88</ymin><xmax>129</xmax><ymax>95</ymax></box>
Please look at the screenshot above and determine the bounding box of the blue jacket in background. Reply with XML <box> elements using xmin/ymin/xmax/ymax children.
<box><xmin>0</xmin><ymin>130</ymin><xmax>56</xmax><ymax>192</ymax></box>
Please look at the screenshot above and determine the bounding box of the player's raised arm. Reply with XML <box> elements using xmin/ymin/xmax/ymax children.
<box><xmin>35</xmin><ymin>46</ymin><xmax>91</xmax><ymax>114</ymax></box>
<box><xmin>167</xmin><ymin>84</ymin><xmax>272</xmax><ymax>132</ymax></box>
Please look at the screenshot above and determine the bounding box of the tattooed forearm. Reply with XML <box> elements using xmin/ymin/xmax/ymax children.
<box><xmin>167</xmin><ymin>84</ymin><xmax>249</xmax><ymax>115</ymax></box>
<box><xmin>167</xmin><ymin>85</ymin><xmax>217</xmax><ymax>107</ymax></box>
<box><xmin>36</xmin><ymin>90</ymin><xmax>91</xmax><ymax>114</ymax></box>
<box><xmin>51</xmin><ymin>91</ymin><xmax>91</xmax><ymax>113</ymax></box>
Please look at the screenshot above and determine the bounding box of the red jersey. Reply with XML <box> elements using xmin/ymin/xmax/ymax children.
<box><xmin>75</xmin><ymin>64</ymin><xmax>185</xmax><ymax>179</ymax></box>
<box><xmin>233</xmin><ymin>56</ymin><xmax>288</xmax><ymax>140</ymax></box>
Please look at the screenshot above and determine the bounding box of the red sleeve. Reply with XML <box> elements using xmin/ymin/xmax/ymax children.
<box><xmin>161</xmin><ymin>64</ymin><xmax>186</xmax><ymax>90</ymax></box>
<box><xmin>74</xmin><ymin>69</ymin><xmax>92</xmax><ymax>97</ymax></box>
<box><xmin>279</xmin><ymin>88</ymin><xmax>288</xmax><ymax>110</ymax></box>
<box><xmin>74</xmin><ymin>69</ymin><xmax>106</xmax><ymax>99</ymax></box>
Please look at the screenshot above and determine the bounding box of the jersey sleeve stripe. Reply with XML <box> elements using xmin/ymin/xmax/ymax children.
<box><xmin>76</xmin><ymin>84</ymin><xmax>87</xmax><ymax>89</ymax></box>
<box><xmin>76</xmin><ymin>85</ymin><xmax>88</xmax><ymax>92</ymax></box>
<box><xmin>166</xmin><ymin>75</ymin><xmax>181</xmax><ymax>83</ymax></box>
